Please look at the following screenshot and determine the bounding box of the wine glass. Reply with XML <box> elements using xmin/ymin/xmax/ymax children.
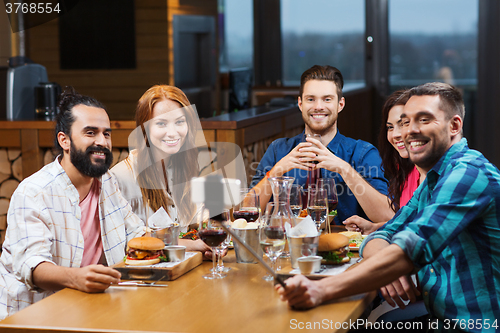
<box><xmin>198</xmin><ymin>210</ymin><xmax>228</xmax><ymax>279</ymax></box>
<box><xmin>233</xmin><ymin>189</ymin><xmax>260</xmax><ymax>223</ymax></box>
<box><xmin>307</xmin><ymin>187</ymin><xmax>328</xmax><ymax>232</ymax></box>
<box><xmin>290</xmin><ymin>184</ymin><xmax>303</xmax><ymax>217</ymax></box>
<box><xmin>217</xmin><ymin>232</ymin><xmax>232</xmax><ymax>273</ymax></box>
<box><xmin>317</xmin><ymin>178</ymin><xmax>338</xmax><ymax>231</ymax></box>
<box><xmin>211</xmin><ymin>209</ymin><xmax>231</xmax><ymax>273</ymax></box>
<box><xmin>260</xmin><ymin>202</ymin><xmax>286</xmax><ymax>281</ymax></box>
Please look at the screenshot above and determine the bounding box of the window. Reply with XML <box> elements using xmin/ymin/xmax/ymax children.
<box><xmin>389</xmin><ymin>0</ymin><xmax>478</xmax><ymax>88</ymax></box>
<box><xmin>281</xmin><ymin>0</ymin><xmax>365</xmax><ymax>88</ymax></box>
<box><xmin>219</xmin><ymin>0</ymin><xmax>253</xmax><ymax>71</ymax></box>
<box><xmin>389</xmin><ymin>0</ymin><xmax>478</xmax><ymax>138</ymax></box>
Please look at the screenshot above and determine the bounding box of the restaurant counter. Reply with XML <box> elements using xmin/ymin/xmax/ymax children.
<box><xmin>0</xmin><ymin>105</ymin><xmax>302</xmax><ymax>180</ymax></box>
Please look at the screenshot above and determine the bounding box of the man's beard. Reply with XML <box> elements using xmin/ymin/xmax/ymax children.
<box><xmin>70</xmin><ymin>140</ymin><xmax>113</xmax><ymax>178</ymax></box>
<box><xmin>301</xmin><ymin>112</ymin><xmax>337</xmax><ymax>135</ymax></box>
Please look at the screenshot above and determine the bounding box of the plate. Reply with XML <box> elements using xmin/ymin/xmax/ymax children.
<box><xmin>348</xmin><ymin>240</ymin><xmax>363</xmax><ymax>251</ymax></box>
<box><xmin>348</xmin><ymin>235</ymin><xmax>367</xmax><ymax>251</ymax></box>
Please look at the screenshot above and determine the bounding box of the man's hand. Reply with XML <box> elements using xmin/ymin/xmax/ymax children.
<box><xmin>270</xmin><ymin>143</ymin><xmax>315</xmax><ymax>177</ymax></box>
<box><xmin>298</xmin><ymin>137</ymin><xmax>349</xmax><ymax>174</ymax></box>
<box><xmin>343</xmin><ymin>216</ymin><xmax>384</xmax><ymax>235</ymax></box>
<box><xmin>379</xmin><ymin>275</ymin><xmax>420</xmax><ymax>309</ymax></box>
<box><xmin>33</xmin><ymin>262</ymin><xmax>121</xmax><ymax>293</ymax></box>
<box><xmin>69</xmin><ymin>265</ymin><xmax>121</xmax><ymax>293</ymax></box>
<box><xmin>275</xmin><ymin>275</ymin><xmax>325</xmax><ymax>309</ymax></box>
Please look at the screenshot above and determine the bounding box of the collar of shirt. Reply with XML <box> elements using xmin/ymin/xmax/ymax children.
<box><xmin>53</xmin><ymin>155</ymin><xmax>107</xmax><ymax>206</ymax></box>
<box><xmin>425</xmin><ymin>138</ymin><xmax>468</xmax><ymax>192</ymax></box>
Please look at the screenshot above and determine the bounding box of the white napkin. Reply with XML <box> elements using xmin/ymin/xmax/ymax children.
<box><xmin>287</xmin><ymin>216</ymin><xmax>319</xmax><ymax>237</ymax></box>
<box><xmin>148</xmin><ymin>207</ymin><xmax>174</xmax><ymax>228</ymax></box>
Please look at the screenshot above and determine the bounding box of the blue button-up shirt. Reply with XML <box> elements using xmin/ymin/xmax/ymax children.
<box><xmin>361</xmin><ymin>138</ymin><xmax>500</xmax><ymax>332</ymax></box>
<box><xmin>251</xmin><ymin>131</ymin><xmax>388</xmax><ymax>223</ymax></box>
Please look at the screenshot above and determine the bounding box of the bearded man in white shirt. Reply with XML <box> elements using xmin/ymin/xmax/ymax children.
<box><xmin>0</xmin><ymin>87</ymin><xmax>145</xmax><ymax>319</ymax></box>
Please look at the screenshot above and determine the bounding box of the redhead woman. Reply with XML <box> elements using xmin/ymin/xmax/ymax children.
<box><xmin>111</xmin><ymin>85</ymin><xmax>212</xmax><ymax>256</ymax></box>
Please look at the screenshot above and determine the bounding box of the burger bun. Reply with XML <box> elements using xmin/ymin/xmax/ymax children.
<box><xmin>127</xmin><ymin>236</ymin><xmax>165</xmax><ymax>251</ymax></box>
<box><xmin>125</xmin><ymin>257</ymin><xmax>161</xmax><ymax>266</ymax></box>
<box><xmin>318</xmin><ymin>233</ymin><xmax>349</xmax><ymax>252</ymax></box>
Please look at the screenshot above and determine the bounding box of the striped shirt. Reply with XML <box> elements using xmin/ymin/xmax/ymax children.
<box><xmin>0</xmin><ymin>157</ymin><xmax>145</xmax><ymax>319</ymax></box>
<box><xmin>361</xmin><ymin>138</ymin><xmax>500</xmax><ymax>332</ymax></box>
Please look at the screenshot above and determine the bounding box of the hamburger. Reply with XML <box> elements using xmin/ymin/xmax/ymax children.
<box><xmin>125</xmin><ymin>236</ymin><xmax>165</xmax><ymax>266</ymax></box>
<box><xmin>318</xmin><ymin>233</ymin><xmax>351</xmax><ymax>264</ymax></box>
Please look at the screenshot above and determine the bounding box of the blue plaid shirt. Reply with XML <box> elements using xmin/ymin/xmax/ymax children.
<box><xmin>361</xmin><ymin>138</ymin><xmax>500</xmax><ymax>332</ymax></box>
<box><xmin>251</xmin><ymin>131</ymin><xmax>388</xmax><ymax>223</ymax></box>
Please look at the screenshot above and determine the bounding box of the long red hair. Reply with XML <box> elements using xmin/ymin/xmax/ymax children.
<box><xmin>133</xmin><ymin>85</ymin><xmax>199</xmax><ymax>225</ymax></box>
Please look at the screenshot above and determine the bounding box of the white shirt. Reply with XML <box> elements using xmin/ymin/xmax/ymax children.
<box><xmin>0</xmin><ymin>157</ymin><xmax>145</xmax><ymax>319</ymax></box>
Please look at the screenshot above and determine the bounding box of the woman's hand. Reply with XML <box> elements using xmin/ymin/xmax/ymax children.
<box><xmin>379</xmin><ymin>275</ymin><xmax>420</xmax><ymax>309</ymax></box>
<box><xmin>178</xmin><ymin>239</ymin><xmax>227</xmax><ymax>260</ymax></box>
<box><xmin>343</xmin><ymin>216</ymin><xmax>385</xmax><ymax>235</ymax></box>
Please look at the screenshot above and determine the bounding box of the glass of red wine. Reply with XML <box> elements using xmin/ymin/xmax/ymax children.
<box><xmin>317</xmin><ymin>178</ymin><xmax>338</xmax><ymax>231</ymax></box>
<box><xmin>210</xmin><ymin>209</ymin><xmax>231</xmax><ymax>273</ymax></box>
<box><xmin>198</xmin><ymin>209</ymin><xmax>229</xmax><ymax>279</ymax></box>
<box><xmin>260</xmin><ymin>202</ymin><xmax>286</xmax><ymax>281</ymax></box>
<box><xmin>233</xmin><ymin>189</ymin><xmax>260</xmax><ymax>223</ymax></box>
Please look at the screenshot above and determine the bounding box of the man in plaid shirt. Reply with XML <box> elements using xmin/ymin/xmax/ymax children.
<box><xmin>0</xmin><ymin>88</ymin><xmax>145</xmax><ymax>319</ymax></box>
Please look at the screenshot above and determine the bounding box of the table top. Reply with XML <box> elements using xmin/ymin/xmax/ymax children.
<box><xmin>0</xmin><ymin>252</ymin><xmax>375</xmax><ymax>333</ymax></box>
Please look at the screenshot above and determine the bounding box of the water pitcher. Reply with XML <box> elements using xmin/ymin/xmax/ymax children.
<box><xmin>267</xmin><ymin>176</ymin><xmax>296</xmax><ymax>227</ymax></box>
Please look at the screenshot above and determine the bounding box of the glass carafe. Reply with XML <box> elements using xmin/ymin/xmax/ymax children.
<box><xmin>267</xmin><ymin>176</ymin><xmax>295</xmax><ymax>227</ymax></box>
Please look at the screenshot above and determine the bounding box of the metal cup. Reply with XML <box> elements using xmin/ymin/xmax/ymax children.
<box><xmin>297</xmin><ymin>256</ymin><xmax>322</xmax><ymax>274</ymax></box>
<box><xmin>288</xmin><ymin>235</ymin><xmax>320</xmax><ymax>269</ymax></box>
<box><xmin>232</xmin><ymin>227</ymin><xmax>262</xmax><ymax>263</ymax></box>
<box><xmin>165</xmin><ymin>245</ymin><xmax>186</xmax><ymax>262</ymax></box>
<box><xmin>151</xmin><ymin>223</ymin><xmax>180</xmax><ymax>246</ymax></box>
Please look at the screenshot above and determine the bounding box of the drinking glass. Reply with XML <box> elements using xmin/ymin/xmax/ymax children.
<box><xmin>289</xmin><ymin>184</ymin><xmax>303</xmax><ymax>217</ymax></box>
<box><xmin>302</xmin><ymin>133</ymin><xmax>322</xmax><ymax>194</ymax></box>
<box><xmin>260</xmin><ymin>202</ymin><xmax>286</xmax><ymax>281</ymax></box>
<box><xmin>317</xmin><ymin>178</ymin><xmax>338</xmax><ymax>231</ymax></box>
<box><xmin>198</xmin><ymin>211</ymin><xmax>228</xmax><ymax>279</ymax></box>
<box><xmin>307</xmin><ymin>187</ymin><xmax>328</xmax><ymax>232</ymax></box>
<box><xmin>211</xmin><ymin>209</ymin><xmax>231</xmax><ymax>273</ymax></box>
<box><xmin>301</xmin><ymin>133</ymin><xmax>322</xmax><ymax>144</ymax></box>
<box><xmin>233</xmin><ymin>189</ymin><xmax>260</xmax><ymax>222</ymax></box>
<box><xmin>217</xmin><ymin>233</ymin><xmax>232</xmax><ymax>273</ymax></box>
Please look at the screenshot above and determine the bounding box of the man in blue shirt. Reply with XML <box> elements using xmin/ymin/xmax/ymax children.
<box><xmin>250</xmin><ymin>65</ymin><xmax>392</xmax><ymax>223</ymax></box>
<box><xmin>277</xmin><ymin>82</ymin><xmax>500</xmax><ymax>333</ymax></box>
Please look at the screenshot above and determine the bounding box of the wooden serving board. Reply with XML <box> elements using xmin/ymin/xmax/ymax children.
<box><xmin>112</xmin><ymin>251</ymin><xmax>202</xmax><ymax>281</ymax></box>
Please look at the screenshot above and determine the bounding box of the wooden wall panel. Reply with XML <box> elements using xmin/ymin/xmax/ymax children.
<box><xmin>0</xmin><ymin>130</ymin><xmax>20</xmax><ymax>148</ymax></box>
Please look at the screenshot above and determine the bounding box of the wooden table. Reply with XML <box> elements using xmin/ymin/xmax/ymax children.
<box><xmin>0</xmin><ymin>252</ymin><xmax>375</xmax><ymax>333</ymax></box>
